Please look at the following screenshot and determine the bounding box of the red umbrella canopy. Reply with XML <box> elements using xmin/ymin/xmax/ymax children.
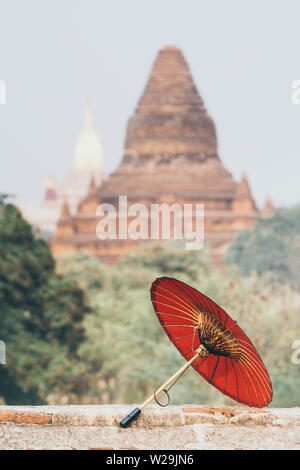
<box><xmin>150</xmin><ymin>277</ymin><xmax>272</xmax><ymax>408</ymax></box>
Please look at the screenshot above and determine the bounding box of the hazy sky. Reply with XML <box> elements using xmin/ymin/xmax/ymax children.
<box><xmin>0</xmin><ymin>0</ymin><xmax>300</xmax><ymax>207</ymax></box>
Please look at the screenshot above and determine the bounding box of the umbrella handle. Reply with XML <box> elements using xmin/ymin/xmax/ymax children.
<box><xmin>119</xmin><ymin>407</ymin><xmax>141</xmax><ymax>428</ymax></box>
<box><xmin>119</xmin><ymin>350</ymin><xmax>203</xmax><ymax>428</ymax></box>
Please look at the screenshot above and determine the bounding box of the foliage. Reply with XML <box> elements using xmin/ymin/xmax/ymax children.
<box><xmin>0</xmin><ymin>199</ymin><xmax>90</xmax><ymax>404</ymax></box>
<box><xmin>1</xmin><ymin>197</ymin><xmax>298</xmax><ymax>408</ymax></box>
<box><xmin>226</xmin><ymin>206</ymin><xmax>300</xmax><ymax>289</ymax></box>
<box><xmin>57</xmin><ymin>244</ymin><xmax>300</xmax><ymax>407</ymax></box>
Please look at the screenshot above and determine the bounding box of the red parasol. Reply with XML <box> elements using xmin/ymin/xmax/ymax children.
<box><xmin>120</xmin><ymin>277</ymin><xmax>272</xmax><ymax>428</ymax></box>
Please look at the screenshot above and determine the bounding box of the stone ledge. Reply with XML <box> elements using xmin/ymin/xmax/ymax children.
<box><xmin>0</xmin><ymin>405</ymin><xmax>299</xmax><ymax>427</ymax></box>
<box><xmin>0</xmin><ymin>405</ymin><xmax>299</xmax><ymax>450</ymax></box>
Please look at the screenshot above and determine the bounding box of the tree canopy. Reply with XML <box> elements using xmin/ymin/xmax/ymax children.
<box><xmin>0</xmin><ymin>199</ymin><xmax>90</xmax><ymax>404</ymax></box>
<box><xmin>226</xmin><ymin>206</ymin><xmax>300</xmax><ymax>288</ymax></box>
<box><xmin>1</xmin><ymin>198</ymin><xmax>299</xmax><ymax>408</ymax></box>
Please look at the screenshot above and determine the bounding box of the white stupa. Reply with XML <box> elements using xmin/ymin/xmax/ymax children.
<box><xmin>74</xmin><ymin>102</ymin><xmax>103</xmax><ymax>172</ymax></box>
<box><xmin>18</xmin><ymin>103</ymin><xmax>105</xmax><ymax>234</ymax></box>
<box><xmin>60</xmin><ymin>102</ymin><xmax>105</xmax><ymax>213</ymax></box>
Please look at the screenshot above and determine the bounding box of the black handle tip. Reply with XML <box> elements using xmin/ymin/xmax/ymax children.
<box><xmin>119</xmin><ymin>407</ymin><xmax>141</xmax><ymax>428</ymax></box>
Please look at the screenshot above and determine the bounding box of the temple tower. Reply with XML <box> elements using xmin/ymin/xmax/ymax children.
<box><xmin>51</xmin><ymin>46</ymin><xmax>272</xmax><ymax>263</ymax></box>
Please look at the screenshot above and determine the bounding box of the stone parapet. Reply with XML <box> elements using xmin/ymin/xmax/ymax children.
<box><xmin>0</xmin><ymin>405</ymin><xmax>299</xmax><ymax>450</ymax></box>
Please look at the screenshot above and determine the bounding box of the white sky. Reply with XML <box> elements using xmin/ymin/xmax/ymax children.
<box><xmin>0</xmin><ymin>0</ymin><xmax>300</xmax><ymax>208</ymax></box>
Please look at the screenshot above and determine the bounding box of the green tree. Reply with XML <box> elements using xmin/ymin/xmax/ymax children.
<box><xmin>226</xmin><ymin>206</ymin><xmax>300</xmax><ymax>288</ymax></box>
<box><xmin>0</xmin><ymin>198</ymin><xmax>90</xmax><ymax>404</ymax></box>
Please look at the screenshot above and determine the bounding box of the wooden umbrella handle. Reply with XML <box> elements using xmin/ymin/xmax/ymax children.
<box><xmin>119</xmin><ymin>350</ymin><xmax>202</xmax><ymax>428</ymax></box>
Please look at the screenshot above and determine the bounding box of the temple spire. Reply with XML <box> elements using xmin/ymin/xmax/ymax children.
<box><xmin>87</xmin><ymin>174</ymin><xmax>97</xmax><ymax>195</ymax></box>
<box><xmin>44</xmin><ymin>176</ymin><xmax>57</xmax><ymax>202</ymax></box>
<box><xmin>54</xmin><ymin>199</ymin><xmax>74</xmax><ymax>238</ymax></box>
<box><xmin>84</xmin><ymin>100</ymin><xmax>94</xmax><ymax>133</ymax></box>
<box><xmin>261</xmin><ymin>197</ymin><xmax>275</xmax><ymax>218</ymax></box>
<box><xmin>232</xmin><ymin>172</ymin><xmax>257</xmax><ymax>213</ymax></box>
<box><xmin>235</xmin><ymin>172</ymin><xmax>252</xmax><ymax>198</ymax></box>
<box><xmin>60</xmin><ymin>199</ymin><xmax>71</xmax><ymax>219</ymax></box>
<box><xmin>124</xmin><ymin>45</ymin><xmax>216</xmax><ymax>161</ymax></box>
<box><xmin>74</xmin><ymin>101</ymin><xmax>104</xmax><ymax>172</ymax></box>
<box><xmin>136</xmin><ymin>45</ymin><xmax>204</xmax><ymax>114</ymax></box>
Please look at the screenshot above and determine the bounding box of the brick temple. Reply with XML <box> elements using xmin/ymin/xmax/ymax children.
<box><xmin>51</xmin><ymin>46</ymin><xmax>273</xmax><ymax>264</ymax></box>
